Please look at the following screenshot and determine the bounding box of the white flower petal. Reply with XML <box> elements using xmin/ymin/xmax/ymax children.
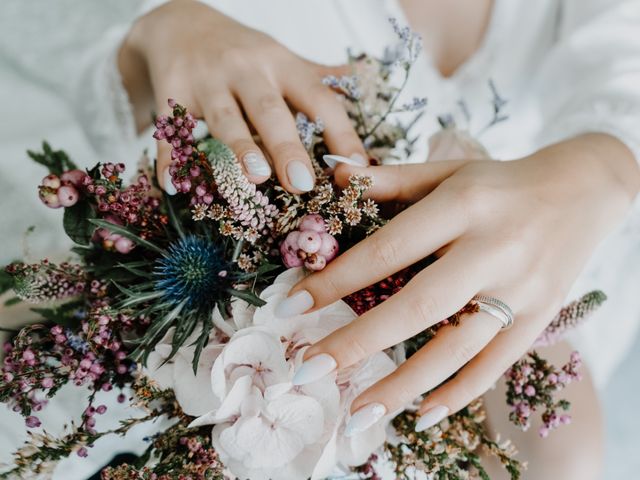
<box><xmin>266</xmin><ymin>393</ymin><xmax>324</xmax><ymax>445</ymax></box>
<box><xmin>172</xmin><ymin>344</ymin><xmax>222</xmax><ymax>416</ymax></box>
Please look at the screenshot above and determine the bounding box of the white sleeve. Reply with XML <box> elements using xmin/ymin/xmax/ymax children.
<box><xmin>535</xmin><ymin>0</ymin><xmax>640</xmax><ymax>164</ymax></box>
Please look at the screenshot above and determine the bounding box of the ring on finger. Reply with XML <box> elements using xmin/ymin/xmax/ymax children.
<box><xmin>470</xmin><ymin>294</ymin><xmax>514</xmax><ymax>330</ymax></box>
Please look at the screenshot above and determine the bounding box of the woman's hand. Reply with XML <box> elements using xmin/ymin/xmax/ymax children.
<box><xmin>278</xmin><ymin>133</ymin><xmax>640</xmax><ymax>433</ymax></box>
<box><xmin>119</xmin><ymin>0</ymin><xmax>366</xmax><ymax>193</ymax></box>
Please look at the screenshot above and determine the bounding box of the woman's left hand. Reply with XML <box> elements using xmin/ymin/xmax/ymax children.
<box><xmin>278</xmin><ymin>133</ymin><xmax>640</xmax><ymax>433</ymax></box>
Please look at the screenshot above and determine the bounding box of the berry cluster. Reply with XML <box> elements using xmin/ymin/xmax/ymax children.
<box><xmin>38</xmin><ymin>169</ymin><xmax>86</xmax><ymax>209</ymax></box>
<box><xmin>280</xmin><ymin>214</ymin><xmax>339</xmax><ymax>271</ymax></box>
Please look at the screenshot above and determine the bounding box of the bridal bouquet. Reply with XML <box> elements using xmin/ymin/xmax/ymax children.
<box><xmin>0</xmin><ymin>20</ymin><xmax>605</xmax><ymax>480</ymax></box>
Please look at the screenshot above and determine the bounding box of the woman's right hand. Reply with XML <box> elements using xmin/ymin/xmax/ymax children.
<box><xmin>118</xmin><ymin>0</ymin><xmax>366</xmax><ymax>194</ymax></box>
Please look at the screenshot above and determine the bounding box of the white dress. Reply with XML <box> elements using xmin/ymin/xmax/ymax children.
<box><xmin>1</xmin><ymin>0</ymin><xmax>640</xmax><ymax>477</ymax></box>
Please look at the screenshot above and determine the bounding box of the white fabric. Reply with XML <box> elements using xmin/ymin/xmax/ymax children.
<box><xmin>1</xmin><ymin>0</ymin><xmax>640</xmax><ymax>477</ymax></box>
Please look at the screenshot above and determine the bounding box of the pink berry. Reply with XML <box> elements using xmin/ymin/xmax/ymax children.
<box><xmin>114</xmin><ymin>236</ymin><xmax>135</xmax><ymax>254</ymax></box>
<box><xmin>317</xmin><ymin>233</ymin><xmax>339</xmax><ymax>261</ymax></box>
<box><xmin>298</xmin><ymin>231</ymin><xmax>322</xmax><ymax>254</ymax></box>
<box><xmin>41</xmin><ymin>192</ymin><xmax>61</xmax><ymax>209</ymax></box>
<box><xmin>282</xmin><ymin>231</ymin><xmax>301</xmax><ymax>254</ymax></box>
<box><xmin>60</xmin><ymin>169</ymin><xmax>87</xmax><ymax>187</ymax></box>
<box><xmin>299</xmin><ymin>214</ymin><xmax>326</xmax><ymax>233</ymax></box>
<box><xmin>41</xmin><ymin>174</ymin><xmax>61</xmax><ymax>189</ymax></box>
<box><xmin>282</xmin><ymin>250</ymin><xmax>304</xmax><ymax>268</ymax></box>
<box><xmin>305</xmin><ymin>254</ymin><xmax>326</xmax><ymax>271</ymax></box>
<box><xmin>57</xmin><ymin>185</ymin><xmax>79</xmax><ymax>207</ymax></box>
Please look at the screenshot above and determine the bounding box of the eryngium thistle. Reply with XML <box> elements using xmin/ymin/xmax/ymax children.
<box><xmin>154</xmin><ymin>236</ymin><xmax>228</xmax><ymax>310</ymax></box>
<box><xmin>534</xmin><ymin>290</ymin><xmax>607</xmax><ymax>348</ymax></box>
<box><xmin>6</xmin><ymin>260</ymin><xmax>85</xmax><ymax>303</ymax></box>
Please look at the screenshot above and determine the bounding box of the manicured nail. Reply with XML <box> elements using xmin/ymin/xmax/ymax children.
<box><xmin>344</xmin><ymin>403</ymin><xmax>387</xmax><ymax>437</ymax></box>
<box><xmin>242</xmin><ymin>152</ymin><xmax>271</xmax><ymax>177</ymax></box>
<box><xmin>287</xmin><ymin>161</ymin><xmax>314</xmax><ymax>192</ymax></box>
<box><xmin>292</xmin><ymin>353</ymin><xmax>337</xmax><ymax>386</ymax></box>
<box><xmin>415</xmin><ymin>406</ymin><xmax>449</xmax><ymax>432</ymax></box>
<box><xmin>274</xmin><ymin>290</ymin><xmax>314</xmax><ymax>318</ymax></box>
<box><xmin>163</xmin><ymin>168</ymin><xmax>177</xmax><ymax>195</ymax></box>
<box><xmin>323</xmin><ymin>154</ymin><xmax>368</xmax><ymax>169</ymax></box>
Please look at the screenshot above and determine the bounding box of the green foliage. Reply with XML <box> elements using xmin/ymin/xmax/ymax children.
<box><xmin>30</xmin><ymin>300</ymin><xmax>85</xmax><ymax>328</ymax></box>
<box><xmin>27</xmin><ymin>142</ymin><xmax>77</xmax><ymax>177</ymax></box>
<box><xmin>63</xmin><ymin>201</ymin><xmax>96</xmax><ymax>245</ymax></box>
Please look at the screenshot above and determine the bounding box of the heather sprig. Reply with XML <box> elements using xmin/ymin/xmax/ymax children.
<box><xmin>534</xmin><ymin>290</ymin><xmax>607</xmax><ymax>348</ymax></box>
<box><xmin>6</xmin><ymin>260</ymin><xmax>86</xmax><ymax>304</ymax></box>
<box><xmin>505</xmin><ymin>350</ymin><xmax>582</xmax><ymax>437</ymax></box>
<box><xmin>382</xmin><ymin>399</ymin><xmax>521</xmax><ymax>480</ymax></box>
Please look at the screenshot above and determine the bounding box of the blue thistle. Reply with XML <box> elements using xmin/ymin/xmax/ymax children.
<box><xmin>154</xmin><ymin>236</ymin><xmax>228</xmax><ymax>310</ymax></box>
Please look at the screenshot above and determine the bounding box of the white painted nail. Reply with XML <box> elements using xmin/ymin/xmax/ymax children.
<box><xmin>323</xmin><ymin>154</ymin><xmax>368</xmax><ymax>169</ymax></box>
<box><xmin>163</xmin><ymin>168</ymin><xmax>177</xmax><ymax>195</ymax></box>
<box><xmin>292</xmin><ymin>353</ymin><xmax>337</xmax><ymax>386</ymax></box>
<box><xmin>274</xmin><ymin>290</ymin><xmax>314</xmax><ymax>318</ymax></box>
<box><xmin>415</xmin><ymin>406</ymin><xmax>449</xmax><ymax>432</ymax></box>
<box><xmin>242</xmin><ymin>152</ymin><xmax>271</xmax><ymax>177</ymax></box>
<box><xmin>344</xmin><ymin>403</ymin><xmax>387</xmax><ymax>437</ymax></box>
<box><xmin>287</xmin><ymin>161</ymin><xmax>314</xmax><ymax>192</ymax></box>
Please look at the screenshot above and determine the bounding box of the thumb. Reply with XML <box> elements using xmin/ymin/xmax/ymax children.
<box><xmin>334</xmin><ymin>160</ymin><xmax>470</xmax><ymax>203</ymax></box>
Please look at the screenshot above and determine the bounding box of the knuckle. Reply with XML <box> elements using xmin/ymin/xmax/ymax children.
<box><xmin>271</xmin><ymin>141</ymin><xmax>307</xmax><ymax>161</ymax></box>
<box><xmin>218</xmin><ymin>47</ymin><xmax>252</xmax><ymax>71</ymax></box>
<box><xmin>208</xmin><ymin>104</ymin><xmax>239</xmax><ymax>127</ymax></box>
<box><xmin>395</xmin><ymin>383</ymin><xmax>419</xmax><ymax>406</ymax></box>
<box><xmin>339</xmin><ymin>335</ymin><xmax>369</xmax><ymax>367</ymax></box>
<box><xmin>257</xmin><ymin>92</ymin><xmax>285</xmax><ymax>115</ymax></box>
<box><xmin>369</xmin><ymin>236</ymin><xmax>402</xmax><ymax>271</ymax></box>
<box><xmin>444</xmin><ymin>339</ymin><xmax>480</xmax><ymax>366</ymax></box>
<box><xmin>406</xmin><ymin>294</ymin><xmax>440</xmax><ymax>330</ymax></box>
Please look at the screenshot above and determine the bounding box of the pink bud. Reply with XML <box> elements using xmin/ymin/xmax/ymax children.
<box><xmin>305</xmin><ymin>254</ymin><xmax>327</xmax><ymax>271</ymax></box>
<box><xmin>317</xmin><ymin>233</ymin><xmax>339</xmax><ymax>261</ymax></box>
<box><xmin>299</xmin><ymin>214</ymin><xmax>326</xmax><ymax>233</ymax></box>
<box><xmin>297</xmin><ymin>231</ymin><xmax>322</xmax><ymax>254</ymax></box>
<box><xmin>41</xmin><ymin>174</ymin><xmax>61</xmax><ymax>189</ymax></box>
<box><xmin>61</xmin><ymin>169</ymin><xmax>87</xmax><ymax>187</ymax></box>
<box><xmin>57</xmin><ymin>185</ymin><xmax>79</xmax><ymax>207</ymax></box>
<box><xmin>114</xmin><ymin>236</ymin><xmax>135</xmax><ymax>254</ymax></box>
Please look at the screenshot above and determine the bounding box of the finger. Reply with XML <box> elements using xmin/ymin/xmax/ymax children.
<box><xmin>284</xmin><ymin>74</ymin><xmax>367</xmax><ymax>163</ymax></box>
<box><xmin>286</xmin><ymin>186</ymin><xmax>469</xmax><ymax>311</ymax></box>
<box><xmin>417</xmin><ymin>311</ymin><xmax>546</xmax><ymax>423</ymax></box>
<box><xmin>333</xmin><ymin>161</ymin><xmax>470</xmax><ymax>203</ymax></box>
<box><xmin>346</xmin><ymin>311</ymin><xmax>502</xmax><ymax>427</ymax></box>
<box><xmin>233</xmin><ymin>80</ymin><xmax>315</xmax><ymax>193</ymax></box>
<box><xmin>298</xmin><ymin>248</ymin><xmax>490</xmax><ymax>375</ymax></box>
<box><xmin>202</xmin><ymin>92</ymin><xmax>272</xmax><ymax>182</ymax></box>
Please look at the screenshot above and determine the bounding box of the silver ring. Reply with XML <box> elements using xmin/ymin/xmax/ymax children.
<box><xmin>471</xmin><ymin>294</ymin><xmax>514</xmax><ymax>330</ymax></box>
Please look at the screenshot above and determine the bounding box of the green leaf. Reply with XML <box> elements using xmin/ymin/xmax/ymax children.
<box><xmin>89</xmin><ymin>219</ymin><xmax>166</xmax><ymax>255</ymax></box>
<box><xmin>27</xmin><ymin>142</ymin><xmax>77</xmax><ymax>176</ymax></box>
<box><xmin>63</xmin><ymin>201</ymin><xmax>95</xmax><ymax>245</ymax></box>
<box><xmin>3</xmin><ymin>297</ymin><xmax>22</xmax><ymax>307</ymax></box>
<box><xmin>164</xmin><ymin>194</ymin><xmax>185</xmax><ymax>240</ymax></box>
<box><xmin>31</xmin><ymin>300</ymin><xmax>84</xmax><ymax>328</ymax></box>
<box><xmin>227</xmin><ymin>288</ymin><xmax>266</xmax><ymax>307</ymax></box>
<box><xmin>0</xmin><ymin>268</ymin><xmax>14</xmax><ymax>296</ymax></box>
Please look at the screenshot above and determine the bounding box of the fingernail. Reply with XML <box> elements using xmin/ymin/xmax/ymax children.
<box><xmin>274</xmin><ymin>290</ymin><xmax>314</xmax><ymax>318</ymax></box>
<box><xmin>344</xmin><ymin>403</ymin><xmax>387</xmax><ymax>437</ymax></box>
<box><xmin>415</xmin><ymin>406</ymin><xmax>449</xmax><ymax>432</ymax></box>
<box><xmin>242</xmin><ymin>152</ymin><xmax>271</xmax><ymax>177</ymax></box>
<box><xmin>323</xmin><ymin>154</ymin><xmax>368</xmax><ymax>169</ymax></box>
<box><xmin>163</xmin><ymin>168</ymin><xmax>177</xmax><ymax>195</ymax></box>
<box><xmin>292</xmin><ymin>353</ymin><xmax>337</xmax><ymax>386</ymax></box>
<box><xmin>287</xmin><ymin>161</ymin><xmax>314</xmax><ymax>192</ymax></box>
